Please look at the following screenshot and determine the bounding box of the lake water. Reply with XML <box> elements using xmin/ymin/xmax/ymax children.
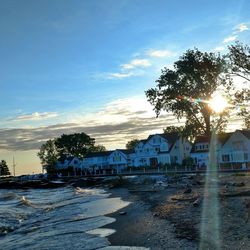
<box><xmin>0</xmin><ymin>187</ymin><xmax>147</xmax><ymax>250</ymax></box>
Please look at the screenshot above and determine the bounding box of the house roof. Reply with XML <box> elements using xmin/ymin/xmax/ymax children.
<box><xmin>147</xmin><ymin>132</ymin><xmax>179</xmax><ymax>144</ymax></box>
<box><xmin>194</xmin><ymin>136</ymin><xmax>210</xmax><ymax>143</ymax></box>
<box><xmin>217</xmin><ymin>132</ymin><xmax>233</xmax><ymax>145</ymax></box>
<box><xmin>191</xmin><ymin>132</ymin><xmax>233</xmax><ymax>153</ymax></box>
<box><xmin>85</xmin><ymin>151</ymin><xmax>113</xmax><ymax>158</ymax></box>
<box><xmin>116</xmin><ymin>149</ymin><xmax>134</xmax><ymax>154</ymax></box>
<box><xmin>239</xmin><ymin>129</ymin><xmax>250</xmax><ymax>140</ymax></box>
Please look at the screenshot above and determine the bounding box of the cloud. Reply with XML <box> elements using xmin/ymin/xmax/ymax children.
<box><xmin>234</xmin><ymin>23</ymin><xmax>249</xmax><ymax>33</ymax></box>
<box><xmin>108</xmin><ymin>72</ymin><xmax>134</xmax><ymax>79</ymax></box>
<box><xmin>214</xmin><ymin>46</ymin><xmax>225</xmax><ymax>52</ymax></box>
<box><xmin>9</xmin><ymin>112</ymin><xmax>58</xmax><ymax>122</ymax></box>
<box><xmin>121</xmin><ymin>59</ymin><xmax>151</xmax><ymax>70</ymax></box>
<box><xmin>0</xmin><ymin>97</ymin><xmax>183</xmax><ymax>151</ymax></box>
<box><xmin>147</xmin><ymin>49</ymin><xmax>173</xmax><ymax>58</ymax></box>
<box><xmin>223</xmin><ymin>35</ymin><xmax>237</xmax><ymax>43</ymax></box>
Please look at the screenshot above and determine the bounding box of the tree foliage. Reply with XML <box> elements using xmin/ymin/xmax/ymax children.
<box><xmin>228</xmin><ymin>42</ymin><xmax>250</xmax><ymax>128</ymax></box>
<box><xmin>0</xmin><ymin>160</ymin><xmax>11</xmax><ymax>176</ymax></box>
<box><xmin>92</xmin><ymin>144</ymin><xmax>106</xmax><ymax>152</ymax></box>
<box><xmin>233</xmin><ymin>88</ymin><xmax>250</xmax><ymax>129</ymax></box>
<box><xmin>37</xmin><ymin>139</ymin><xmax>59</xmax><ymax>173</ymax></box>
<box><xmin>228</xmin><ymin>42</ymin><xmax>250</xmax><ymax>81</ymax></box>
<box><xmin>146</xmin><ymin>49</ymin><xmax>231</xmax><ymax>137</ymax></box>
<box><xmin>37</xmin><ymin>132</ymin><xmax>105</xmax><ymax>173</ymax></box>
<box><xmin>126</xmin><ymin>139</ymin><xmax>140</xmax><ymax>150</ymax></box>
<box><xmin>55</xmin><ymin>132</ymin><xmax>95</xmax><ymax>159</ymax></box>
<box><xmin>163</xmin><ymin>126</ymin><xmax>184</xmax><ymax>134</ymax></box>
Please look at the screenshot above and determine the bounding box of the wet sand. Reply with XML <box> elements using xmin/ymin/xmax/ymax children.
<box><xmin>106</xmin><ymin>188</ymin><xmax>197</xmax><ymax>250</ymax></box>
<box><xmin>105</xmin><ymin>174</ymin><xmax>250</xmax><ymax>250</ymax></box>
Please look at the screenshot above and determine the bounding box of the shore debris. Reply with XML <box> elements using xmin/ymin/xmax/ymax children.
<box><xmin>119</xmin><ymin>211</ymin><xmax>127</xmax><ymax>215</ymax></box>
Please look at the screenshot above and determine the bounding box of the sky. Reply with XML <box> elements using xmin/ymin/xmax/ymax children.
<box><xmin>0</xmin><ymin>0</ymin><xmax>250</xmax><ymax>175</ymax></box>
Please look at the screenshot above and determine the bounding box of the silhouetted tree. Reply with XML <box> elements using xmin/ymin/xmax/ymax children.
<box><xmin>92</xmin><ymin>144</ymin><xmax>106</xmax><ymax>152</ymax></box>
<box><xmin>163</xmin><ymin>126</ymin><xmax>184</xmax><ymax>134</ymax></box>
<box><xmin>37</xmin><ymin>139</ymin><xmax>59</xmax><ymax>174</ymax></box>
<box><xmin>0</xmin><ymin>160</ymin><xmax>11</xmax><ymax>176</ymax></box>
<box><xmin>126</xmin><ymin>139</ymin><xmax>140</xmax><ymax>150</ymax></box>
<box><xmin>146</xmin><ymin>49</ymin><xmax>232</xmax><ymax>137</ymax></box>
<box><xmin>228</xmin><ymin>42</ymin><xmax>250</xmax><ymax>128</ymax></box>
<box><xmin>228</xmin><ymin>41</ymin><xmax>250</xmax><ymax>81</ymax></box>
<box><xmin>55</xmin><ymin>132</ymin><xmax>95</xmax><ymax>159</ymax></box>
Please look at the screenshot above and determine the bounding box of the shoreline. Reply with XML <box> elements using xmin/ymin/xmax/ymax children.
<box><xmin>1</xmin><ymin>174</ymin><xmax>250</xmax><ymax>249</ymax></box>
<box><xmin>103</xmin><ymin>174</ymin><xmax>250</xmax><ymax>249</ymax></box>
<box><xmin>105</xmin><ymin>186</ymin><xmax>197</xmax><ymax>249</ymax></box>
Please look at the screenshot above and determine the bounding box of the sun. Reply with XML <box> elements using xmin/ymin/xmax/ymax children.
<box><xmin>209</xmin><ymin>92</ymin><xmax>228</xmax><ymax>113</ymax></box>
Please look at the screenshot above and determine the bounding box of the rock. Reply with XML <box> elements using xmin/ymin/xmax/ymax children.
<box><xmin>119</xmin><ymin>211</ymin><xmax>127</xmax><ymax>215</ymax></box>
<box><xmin>232</xmin><ymin>182</ymin><xmax>245</xmax><ymax>187</ymax></box>
<box><xmin>183</xmin><ymin>188</ymin><xmax>192</xmax><ymax>194</ymax></box>
<box><xmin>193</xmin><ymin>198</ymin><xmax>202</xmax><ymax>207</ymax></box>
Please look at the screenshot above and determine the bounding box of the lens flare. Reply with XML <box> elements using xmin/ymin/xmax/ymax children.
<box><xmin>209</xmin><ymin>93</ymin><xmax>228</xmax><ymax>113</ymax></box>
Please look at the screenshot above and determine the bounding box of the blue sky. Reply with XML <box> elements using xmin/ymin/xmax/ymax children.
<box><xmin>0</xmin><ymin>0</ymin><xmax>250</xmax><ymax>175</ymax></box>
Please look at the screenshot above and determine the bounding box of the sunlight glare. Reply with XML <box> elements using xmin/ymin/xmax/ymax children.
<box><xmin>209</xmin><ymin>93</ymin><xmax>228</xmax><ymax>113</ymax></box>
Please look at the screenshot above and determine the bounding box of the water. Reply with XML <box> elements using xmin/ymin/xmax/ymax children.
<box><xmin>0</xmin><ymin>187</ymin><xmax>145</xmax><ymax>250</ymax></box>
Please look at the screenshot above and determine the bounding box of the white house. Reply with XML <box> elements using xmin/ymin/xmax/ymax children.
<box><xmin>132</xmin><ymin>133</ymin><xmax>192</xmax><ymax>167</ymax></box>
<box><xmin>190</xmin><ymin>132</ymin><xmax>236</xmax><ymax>169</ymax></box>
<box><xmin>220</xmin><ymin>130</ymin><xmax>250</xmax><ymax>169</ymax></box>
<box><xmin>190</xmin><ymin>136</ymin><xmax>210</xmax><ymax>169</ymax></box>
<box><xmin>56</xmin><ymin>156</ymin><xmax>82</xmax><ymax>172</ymax></box>
<box><xmin>82</xmin><ymin>149</ymin><xmax>131</xmax><ymax>172</ymax></box>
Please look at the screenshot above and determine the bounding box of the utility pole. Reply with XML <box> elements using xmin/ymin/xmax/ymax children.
<box><xmin>13</xmin><ymin>156</ymin><xmax>16</xmax><ymax>177</ymax></box>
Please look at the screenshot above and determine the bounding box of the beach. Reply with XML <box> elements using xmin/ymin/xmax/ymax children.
<box><xmin>104</xmin><ymin>174</ymin><xmax>250</xmax><ymax>250</ymax></box>
<box><xmin>107</xmin><ymin>187</ymin><xmax>196</xmax><ymax>249</ymax></box>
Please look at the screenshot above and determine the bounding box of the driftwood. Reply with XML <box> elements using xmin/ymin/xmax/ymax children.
<box><xmin>220</xmin><ymin>190</ymin><xmax>250</xmax><ymax>198</ymax></box>
<box><xmin>193</xmin><ymin>198</ymin><xmax>202</xmax><ymax>207</ymax></box>
<box><xmin>129</xmin><ymin>189</ymin><xmax>158</xmax><ymax>193</ymax></box>
<box><xmin>171</xmin><ymin>195</ymin><xmax>199</xmax><ymax>202</ymax></box>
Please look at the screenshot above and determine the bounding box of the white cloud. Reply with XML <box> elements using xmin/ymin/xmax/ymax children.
<box><xmin>121</xmin><ymin>59</ymin><xmax>151</xmax><ymax>70</ymax></box>
<box><xmin>0</xmin><ymin>96</ymin><xmax>183</xmax><ymax>151</ymax></box>
<box><xmin>108</xmin><ymin>72</ymin><xmax>134</xmax><ymax>79</ymax></box>
<box><xmin>223</xmin><ymin>35</ymin><xmax>237</xmax><ymax>43</ymax></box>
<box><xmin>234</xmin><ymin>23</ymin><xmax>249</xmax><ymax>33</ymax></box>
<box><xmin>10</xmin><ymin>112</ymin><xmax>58</xmax><ymax>121</ymax></box>
<box><xmin>147</xmin><ymin>49</ymin><xmax>173</xmax><ymax>58</ymax></box>
<box><xmin>214</xmin><ymin>46</ymin><xmax>225</xmax><ymax>51</ymax></box>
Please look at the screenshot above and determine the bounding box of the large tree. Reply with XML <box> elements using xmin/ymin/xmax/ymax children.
<box><xmin>38</xmin><ymin>133</ymin><xmax>106</xmax><ymax>173</ymax></box>
<box><xmin>0</xmin><ymin>160</ymin><xmax>11</xmax><ymax>176</ymax></box>
<box><xmin>54</xmin><ymin>132</ymin><xmax>95</xmax><ymax>159</ymax></box>
<box><xmin>146</xmin><ymin>49</ymin><xmax>232</xmax><ymax>137</ymax></box>
<box><xmin>228</xmin><ymin>42</ymin><xmax>250</xmax><ymax>81</ymax></box>
<box><xmin>37</xmin><ymin>139</ymin><xmax>59</xmax><ymax>173</ymax></box>
<box><xmin>228</xmin><ymin>42</ymin><xmax>250</xmax><ymax>128</ymax></box>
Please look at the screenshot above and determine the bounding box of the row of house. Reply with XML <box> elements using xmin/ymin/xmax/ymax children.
<box><xmin>192</xmin><ymin>130</ymin><xmax>250</xmax><ymax>169</ymax></box>
<box><xmin>56</xmin><ymin>129</ymin><xmax>250</xmax><ymax>173</ymax></box>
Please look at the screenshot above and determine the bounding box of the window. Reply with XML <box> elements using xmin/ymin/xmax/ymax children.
<box><xmin>244</xmin><ymin>153</ymin><xmax>248</xmax><ymax>161</ymax></box>
<box><xmin>171</xmin><ymin>156</ymin><xmax>178</xmax><ymax>163</ymax></box>
<box><xmin>222</xmin><ymin>154</ymin><xmax>230</xmax><ymax>162</ymax></box>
